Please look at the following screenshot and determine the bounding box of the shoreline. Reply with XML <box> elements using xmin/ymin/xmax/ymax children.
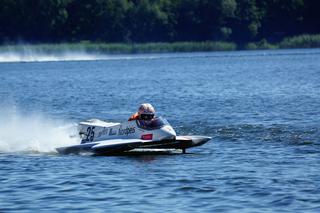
<box><xmin>0</xmin><ymin>34</ymin><xmax>319</xmax><ymax>54</ymax></box>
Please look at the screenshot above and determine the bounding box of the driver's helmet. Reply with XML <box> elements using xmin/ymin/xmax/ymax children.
<box><xmin>138</xmin><ymin>103</ymin><xmax>155</xmax><ymax>120</ymax></box>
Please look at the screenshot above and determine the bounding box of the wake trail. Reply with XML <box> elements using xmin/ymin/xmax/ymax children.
<box><xmin>0</xmin><ymin>51</ymin><xmax>110</xmax><ymax>63</ymax></box>
<box><xmin>0</xmin><ymin>108</ymin><xmax>79</xmax><ymax>153</ymax></box>
<box><xmin>0</xmin><ymin>51</ymin><xmax>159</xmax><ymax>63</ymax></box>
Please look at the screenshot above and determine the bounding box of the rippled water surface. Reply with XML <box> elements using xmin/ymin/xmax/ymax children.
<box><xmin>0</xmin><ymin>49</ymin><xmax>319</xmax><ymax>212</ymax></box>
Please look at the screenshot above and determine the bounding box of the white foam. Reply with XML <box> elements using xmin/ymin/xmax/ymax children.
<box><xmin>0</xmin><ymin>50</ymin><xmax>160</xmax><ymax>63</ymax></box>
<box><xmin>0</xmin><ymin>51</ymin><xmax>110</xmax><ymax>63</ymax></box>
<box><xmin>0</xmin><ymin>108</ymin><xmax>79</xmax><ymax>153</ymax></box>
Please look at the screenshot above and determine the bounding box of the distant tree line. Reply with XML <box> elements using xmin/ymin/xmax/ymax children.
<box><xmin>0</xmin><ymin>0</ymin><xmax>319</xmax><ymax>44</ymax></box>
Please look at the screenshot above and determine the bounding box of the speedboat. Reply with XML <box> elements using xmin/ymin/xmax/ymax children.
<box><xmin>56</xmin><ymin>117</ymin><xmax>211</xmax><ymax>155</ymax></box>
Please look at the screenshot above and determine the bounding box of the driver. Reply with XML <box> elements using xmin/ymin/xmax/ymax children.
<box><xmin>128</xmin><ymin>103</ymin><xmax>155</xmax><ymax>121</ymax></box>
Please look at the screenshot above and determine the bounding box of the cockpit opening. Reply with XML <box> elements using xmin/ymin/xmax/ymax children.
<box><xmin>136</xmin><ymin>116</ymin><xmax>169</xmax><ymax>130</ymax></box>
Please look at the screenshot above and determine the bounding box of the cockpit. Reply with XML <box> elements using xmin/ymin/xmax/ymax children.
<box><xmin>136</xmin><ymin>116</ymin><xmax>169</xmax><ymax>130</ymax></box>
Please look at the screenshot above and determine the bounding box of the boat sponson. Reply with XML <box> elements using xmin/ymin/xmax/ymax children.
<box><xmin>139</xmin><ymin>135</ymin><xmax>211</xmax><ymax>149</ymax></box>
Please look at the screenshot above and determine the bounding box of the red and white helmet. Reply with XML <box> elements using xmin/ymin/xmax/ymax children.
<box><xmin>138</xmin><ymin>103</ymin><xmax>155</xmax><ymax>115</ymax></box>
<box><xmin>138</xmin><ymin>103</ymin><xmax>155</xmax><ymax>120</ymax></box>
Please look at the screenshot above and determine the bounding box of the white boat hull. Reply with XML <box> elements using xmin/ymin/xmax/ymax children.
<box><xmin>56</xmin><ymin>117</ymin><xmax>211</xmax><ymax>155</ymax></box>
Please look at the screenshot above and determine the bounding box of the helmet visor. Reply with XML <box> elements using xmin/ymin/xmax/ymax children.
<box><xmin>140</xmin><ymin>114</ymin><xmax>154</xmax><ymax>120</ymax></box>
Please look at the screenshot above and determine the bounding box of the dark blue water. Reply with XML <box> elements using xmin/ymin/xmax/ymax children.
<box><xmin>0</xmin><ymin>49</ymin><xmax>319</xmax><ymax>212</ymax></box>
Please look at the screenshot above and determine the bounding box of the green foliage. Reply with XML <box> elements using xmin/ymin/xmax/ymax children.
<box><xmin>245</xmin><ymin>39</ymin><xmax>277</xmax><ymax>50</ymax></box>
<box><xmin>2</xmin><ymin>34</ymin><xmax>319</xmax><ymax>53</ymax></box>
<box><xmin>0</xmin><ymin>41</ymin><xmax>237</xmax><ymax>54</ymax></box>
<box><xmin>279</xmin><ymin>34</ymin><xmax>320</xmax><ymax>48</ymax></box>
<box><xmin>231</xmin><ymin>0</ymin><xmax>262</xmax><ymax>42</ymax></box>
<box><xmin>0</xmin><ymin>0</ymin><xmax>319</xmax><ymax>45</ymax></box>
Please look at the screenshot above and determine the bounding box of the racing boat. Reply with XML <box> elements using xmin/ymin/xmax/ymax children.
<box><xmin>56</xmin><ymin>117</ymin><xmax>211</xmax><ymax>155</ymax></box>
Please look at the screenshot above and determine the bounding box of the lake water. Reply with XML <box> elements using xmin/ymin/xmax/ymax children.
<box><xmin>0</xmin><ymin>49</ymin><xmax>319</xmax><ymax>212</ymax></box>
